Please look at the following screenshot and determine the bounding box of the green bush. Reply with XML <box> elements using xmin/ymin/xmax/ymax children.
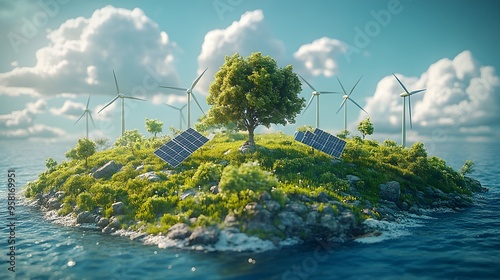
<box><xmin>76</xmin><ymin>192</ymin><xmax>96</xmax><ymax>211</ymax></box>
<box><xmin>136</xmin><ymin>196</ymin><xmax>178</xmax><ymax>222</ymax></box>
<box><xmin>190</xmin><ymin>162</ymin><xmax>223</xmax><ymax>188</ymax></box>
<box><xmin>219</xmin><ymin>162</ymin><xmax>278</xmax><ymax>193</ymax></box>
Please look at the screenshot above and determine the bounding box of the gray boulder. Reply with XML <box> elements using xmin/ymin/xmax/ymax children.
<box><xmin>93</xmin><ymin>160</ymin><xmax>120</xmax><ymax>179</ymax></box>
<box><xmin>379</xmin><ymin>181</ymin><xmax>401</xmax><ymax>202</ymax></box>
<box><xmin>136</xmin><ymin>171</ymin><xmax>161</xmax><ymax>182</ymax></box>
<box><xmin>285</xmin><ymin>202</ymin><xmax>308</xmax><ymax>215</ymax></box>
<box><xmin>223</xmin><ymin>214</ymin><xmax>239</xmax><ymax>228</ymax></box>
<box><xmin>320</xmin><ymin>213</ymin><xmax>340</xmax><ymax>233</ymax></box>
<box><xmin>238</xmin><ymin>141</ymin><xmax>256</xmax><ymax>154</ymax></box>
<box><xmin>167</xmin><ymin>223</ymin><xmax>192</xmax><ymax>240</ymax></box>
<box><xmin>96</xmin><ymin>217</ymin><xmax>109</xmax><ymax>228</ymax></box>
<box><xmin>276</xmin><ymin>211</ymin><xmax>303</xmax><ymax>233</ymax></box>
<box><xmin>102</xmin><ymin>216</ymin><xmax>120</xmax><ymax>233</ymax></box>
<box><xmin>112</xmin><ymin>202</ymin><xmax>124</xmax><ymax>216</ymax></box>
<box><xmin>76</xmin><ymin>211</ymin><xmax>96</xmax><ymax>224</ymax></box>
<box><xmin>188</xmin><ymin>226</ymin><xmax>220</xmax><ymax>245</ymax></box>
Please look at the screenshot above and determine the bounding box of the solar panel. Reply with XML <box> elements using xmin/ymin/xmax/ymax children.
<box><xmin>154</xmin><ymin>128</ymin><xmax>209</xmax><ymax>167</ymax></box>
<box><xmin>293</xmin><ymin>128</ymin><xmax>347</xmax><ymax>158</ymax></box>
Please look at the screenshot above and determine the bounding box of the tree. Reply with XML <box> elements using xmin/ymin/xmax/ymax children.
<box><xmin>357</xmin><ymin>117</ymin><xmax>374</xmax><ymax>140</ymax></box>
<box><xmin>204</xmin><ymin>52</ymin><xmax>304</xmax><ymax>146</ymax></box>
<box><xmin>114</xmin><ymin>129</ymin><xmax>145</xmax><ymax>155</ymax></box>
<box><xmin>75</xmin><ymin>138</ymin><xmax>96</xmax><ymax>168</ymax></box>
<box><xmin>460</xmin><ymin>160</ymin><xmax>475</xmax><ymax>175</ymax></box>
<box><xmin>45</xmin><ymin>157</ymin><xmax>58</xmax><ymax>172</ymax></box>
<box><xmin>95</xmin><ymin>137</ymin><xmax>109</xmax><ymax>151</ymax></box>
<box><xmin>145</xmin><ymin>118</ymin><xmax>163</xmax><ymax>138</ymax></box>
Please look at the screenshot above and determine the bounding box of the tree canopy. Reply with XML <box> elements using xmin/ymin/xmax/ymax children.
<box><xmin>204</xmin><ymin>52</ymin><xmax>304</xmax><ymax>146</ymax></box>
<box><xmin>145</xmin><ymin>118</ymin><xmax>163</xmax><ymax>138</ymax></box>
<box><xmin>357</xmin><ymin>117</ymin><xmax>374</xmax><ymax>139</ymax></box>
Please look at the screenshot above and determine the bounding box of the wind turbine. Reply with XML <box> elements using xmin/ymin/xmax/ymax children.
<box><xmin>393</xmin><ymin>73</ymin><xmax>426</xmax><ymax>147</ymax></box>
<box><xmin>298</xmin><ymin>74</ymin><xmax>340</xmax><ymax>128</ymax></box>
<box><xmin>336</xmin><ymin>76</ymin><xmax>368</xmax><ymax>132</ymax></box>
<box><xmin>74</xmin><ymin>95</ymin><xmax>95</xmax><ymax>139</ymax></box>
<box><xmin>159</xmin><ymin>68</ymin><xmax>208</xmax><ymax>128</ymax></box>
<box><xmin>165</xmin><ymin>103</ymin><xmax>187</xmax><ymax>130</ymax></box>
<box><xmin>97</xmin><ymin>70</ymin><xmax>146</xmax><ymax>136</ymax></box>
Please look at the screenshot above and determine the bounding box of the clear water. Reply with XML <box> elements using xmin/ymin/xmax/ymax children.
<box><xmin>0</xmin><ymin>140</ymin><xmax>498</xmax><ymax>279</ymax></box>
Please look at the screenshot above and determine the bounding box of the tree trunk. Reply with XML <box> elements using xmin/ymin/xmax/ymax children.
<box><xmin>248</xmin><ymin>126</ymin><xmax>255</xmax><ymax>147</ymax></box>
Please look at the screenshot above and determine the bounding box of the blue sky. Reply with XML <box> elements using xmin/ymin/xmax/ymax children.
<box><xmin>1</xmin><ymin>0</ymin><xmax>499</xmax><ymax>146</ymax></box>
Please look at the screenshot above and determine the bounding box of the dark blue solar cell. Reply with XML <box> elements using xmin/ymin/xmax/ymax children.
<box><xmin>154</xmin><ymin>128</ymin><xmax>209</xmax><ymax>167</ymax></box>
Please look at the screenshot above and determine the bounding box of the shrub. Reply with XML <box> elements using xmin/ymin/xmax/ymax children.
<box><xmin>191</xmin><ymin>162</ymin><xmax>223</xmax><ymax>188</ymax></box>
<box><xmin>219</xmin><ymin>162</ymin><xmax>278</xmax><ymax>193</ymax></box>
<box><xmin>76</xmin><ymin>192</ymin><xmax>96</xmax><ymax>211</ymax></box>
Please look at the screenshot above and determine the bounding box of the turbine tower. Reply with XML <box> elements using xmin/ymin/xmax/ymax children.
<box><xmin>159</xmin><ymin>68</ymin><xmax>208</xmax><ymax>129</ymax></box>
<box><xmin>165</xmin><ymin>103</ymin><xmax>187</xmax><ymax>130</ymax></box>
<box><xmin>336</xmin><ymin>76</ymin><xmax>367</xmax><ymax>132</ymax></box>
<box><xmin>393</xmin><ymin>73</ymin><xmax>426</xmax><ymax>147</ymax></box>
<box><xmin>98</xmin><ymin>70</ymin><xmax>146</xmax><ymax>136</ymax></box>
<box><xmin>74</xmin><ymin>95</ymin><xmax>96</xmax><ymax>139</ymax></box>
<box><xmin>298</xmin><ymin>74</ymin><xmax>339</xmax><ymax>128</ymax></box>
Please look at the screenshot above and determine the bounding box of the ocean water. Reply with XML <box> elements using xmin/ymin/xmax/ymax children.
<box><xmin>0</xmin><ymin>140</ymin><xmax>499</xmax><ymax>279</ymax></box>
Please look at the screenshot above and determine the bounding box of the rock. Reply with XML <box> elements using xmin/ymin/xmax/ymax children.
<box><xmin>317</xmin><ymin>192</ymin><xmax>330</xmax><ymax>203</ymax></box>
<box><xmin>136</xmin><ymin>171</ymin><xmax>161</xmax><ymax>182</ymax></box>
<box><xmin>276</xmin><ymin>211</ymin><xmax>303</xmax><ymax>233</ymax></box>
<box><xmin>136</xmin><ymin>165</ymin><xmax>144</xmax><ymax>171</ymax></box>
<box><xmin>167</xmin><ymin>223</ymin><xmax>192</xmax><ymax>240</ymax></box>
<box><xmin>188</xmin><ymin>226</ymin><xmax>219</xmax><ymax>245</ymax></box>
<box><xmin>93</xmin><ymin>160</ymin><xmax>120</xmax><ymax>179</ymax></box>
<box><xmin>259</xmin><ymin>191</ymin><xmax>271</xmax><ymax>201</ymax></box>
<box><xmin>54</xmin><ymin>191</ymin><xmax>65</xmax><ymax>199</ymax></box>
<box><xmin>306</xmin><ymin>211</ymin><xmax>319</xmax><ymax>225</ymax></box>
<box><xmin>224</xmin><ymin>214</ymin><xmax>239</xmax><ymax>228</ymax></box>
<box><xmin>320</xmin><ymin>213</ymin><xmax>340</xmax><ymax>233</ymax></box>
<box><xmin>250</xmin><ymin>209</ymin><xmax>272</xmax><ymax>224</ymax></box>
<box><xmin>96</xmin><ymin>217</ymin><xmax>109</xmax><ymax>228</ymax></box>
<box><xmin>347</xmin><ymin>175</ymin><xmax>361</xmax><ymax>186</ymax></box>
<box><xmin>210</xmin><ymin>185</ymin><xmax>219</xmax><ymax>194</ymax></box>
<box><xmin>112</xmin><ymin>202</ymin><xmax>124</xmax><ymax>216</ymax></box>
<box><xmin>285</xmin><ymin>202</ymin><xmax>308</xmax><ymax>215</ymax></box>
<box><xmin>379</xmin><ymin>181</ymin><xmax>401</xmax><ymax>203</ymax></box>
<box><xmin>409</xmin><ymin>205</ymin><xmax>422</xmax><ymax>215</ymax></box>
<box><xmin>263</xmin><ymin>200</ymin><xmax>281</xmax><ymax>212</ymax></box>
<box><xmin>244</xmin><ymin>202</ymin><xmax>263</xmax><ymax>213</ymax></box>
<box><xmin>340</xmin><ymin>211</ymin><xmax>356</xmax><ymax>229</ymax></box>
<box><xmin>46</xmin><ymin>197</ymin><xmax>61</xmax><ymax>210</ymax></box>
<box><xmin>102</xmin><ymin>216</ymin><xmax>120</xmax><ymax>233</ymax></box>
<box><xmin>77</xmin><ymin>211</ymin><xmax>96</xmax><ymax>224</ymax></box>
<box><xmin>238</xmin><ymin>141</ymin><xmax>256</xmax><ymax>154</ymax></box>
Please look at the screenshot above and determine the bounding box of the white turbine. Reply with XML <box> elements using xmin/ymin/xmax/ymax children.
<box><xmin>74</xmin><ymin>95</ymin><xmax>96</xmax><ymax>139</ymax></box>
<box><xmin>298</xmin><ymin>74</ymin><xmax>340</xmax><ymax>128</ymax></box>
<box><xmin>336</xmin><ymin>76</ymin><xmax>367</xmax><ymax>132</ymax></box>
<box><xmin>97</xmin><ymin>70</ymin><xmax>146</xmax><ymax>136</ymax></box>
<box><xmin>393</xmin><ymin>73</ymin><xmax>426</xmax><ymax>147</ymax></box>
<box><xmin>165</xmin><ymin>103</ymin><xmax>187</xmax><ymax>130</ymax></box>
<box><xmin>159</xmin><ymin>68</ymin><xmax>208</xmax><ymax>128</ymax></box>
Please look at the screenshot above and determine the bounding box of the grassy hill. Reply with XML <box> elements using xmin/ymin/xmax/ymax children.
<box><xmin>24</xmin><ymin>131</ymin><xmax>483</xmax><ymax>244</ymax></box>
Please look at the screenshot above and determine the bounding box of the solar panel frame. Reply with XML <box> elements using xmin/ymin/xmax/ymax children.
<box><xmin>154</xmin><ymin>128</ymin><xmax>209</xmax><ymax>167</ymax></box>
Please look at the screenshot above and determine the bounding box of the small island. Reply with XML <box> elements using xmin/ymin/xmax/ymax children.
<box><xmin>24</xmin><ymin>129</ymin><xmax>486</xmax><ymax>251</ymax></box>
<box><xmin>24</xmin><ymin>52</ymin><xmax>486</xmax><ymax>251</ymax></box>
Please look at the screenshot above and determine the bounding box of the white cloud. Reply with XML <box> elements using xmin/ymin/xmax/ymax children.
<box><xmin>0</xmin><ymin>99</ymin><xmax>47</xmax><ymax>128</ymax></box>
<box><xmin>0</xmin><ymin>5</ymin><xmax>179</xmax><ymax>98</ymax></box>
<box><xmin>197</xmin><ymin>10</ymin><xmax>285</xmax><ymax>94</ymax></box>
<box><xmin>359</xmin><ymin>50</ymin><xmax>500</xmax><ymax>141</ymax></box>
<box><xmin>50</xmin><ymin>100</ymin><xmax>85</xmax><ymax>119</ymax></box>
<box><xmin>293</xmin><ymin>37</ymin><xmax>349</xmax><ymax>77</ymax></box>
<box><xmin>0</xmin><ymin>124</ymin><xmax>65</xmax><ymax>139</ymax></box>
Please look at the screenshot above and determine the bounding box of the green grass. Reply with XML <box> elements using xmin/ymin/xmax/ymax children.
<box><xmin>24</xmin><ymin>131</ymin><xmax>472</xmax><ymax>237</ymax></box>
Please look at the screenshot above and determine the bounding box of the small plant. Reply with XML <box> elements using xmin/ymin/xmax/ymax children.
<box><xmin>460</xmin><ymin>160</ymin><xmax>475</xmax><ymax>175</ymax></box>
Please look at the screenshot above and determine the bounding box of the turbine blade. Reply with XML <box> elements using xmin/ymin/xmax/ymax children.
<box><xmin>408</xmin><ymin>95</ymin><xmax>413</xmax><ymax>129</ymax></box>
<box><xmin>113</xmin><ymin>70</ymin><xmax>120</xmax><ymax>95</ymax></box>
<box><xmin>97</xmin><ymin>95</ymin><xmax>119</xmax><ymax>114</ymax></box>
<box><xmin>86</xmin><ymin>95</ymin><xmax>91</xmax><ymax>110</ymax></box>
<box><xmin>319</xmin><ymin>91</ymin><xmax>340</xmax><ymax>94</ymax></box>
<box><xmin>159</xmin><ymin>86</ymin><xmax>188</xmax><ymax>91</ymax></box>
<box><xmin>348</xmin><ymin>75</ymin><xmax>363</xmax><ymax>97</ymax></box>
<box><xmin>337</xmin><ymin>77</ymin><xmax>348</xmax><ymax>95</ymax></box>
<box><xmin>349</xmin><ymin>97</ymin><xmax>368</xmax><ymax>114</ymax></box>
<box><xmin>298</xmin><ymin>74</ymin><xmax>317</xmax><ymax>92</ymax></box>
<box><xmin>180</xmin><ymin>113</ymin><xmax>187</xmax><ymax>125</ymax></box>
<box><xmin>190</xmin><ymin>67</ymin><xmax>208</xmax><ymax>90</ymax></box>
<box><xmin>336</xmin><ymin>98</ymin><xmax>347</xmax><ymax>114</ymax></box>
<box><xmin>89</xmin><ymin>112</ymin><xmax>96</xmax><ymax>127</ymax></box>
<box><xmin>191</xmin><ymin>93</ymin><xmax>205</xmax><ymax>115</ymax></box>
<box><xmin>74</xmin><ymin>111</ymin><xmax>86</xmax><ymax>125</ymax></box>
<box><xmin>393</xmin><ymin>73</ymin><xmax>410</xmax><ymax>95</ymax></box>
<box><xmin>122</xmin><ymin>95</ymin><xmax>146</xmax><ymax>101</ymax></box>
<box><xmin>165</xmin><ymin>103</ymin><xmax>180</xmax><ymax>110</ymax></box>
<box><xmin>409</xmin><ymin>89</ymin><xmax>426</xmax><ymax>95</ymax></box>
<box><xmin>302</xmin><ymin>95</ymin><xmax>315</xmax><ymax>114</ymax></box>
